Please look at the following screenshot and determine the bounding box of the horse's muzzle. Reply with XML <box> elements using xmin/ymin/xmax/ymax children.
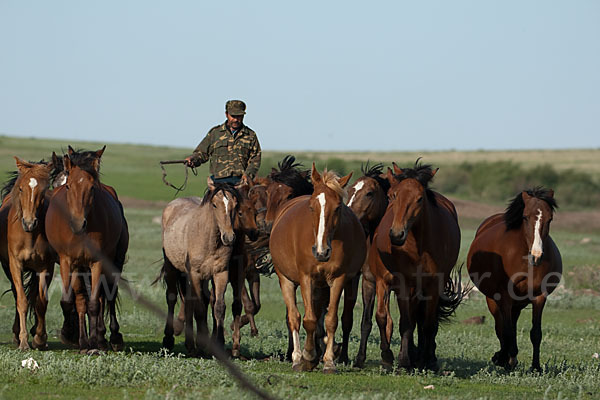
<box><xmin>389</xmin><ymin>228</ymin><xmax>407</xmax><ymax>246</ymax></box>
<box><xmin>21</xmin><ymin>217</ymin><xmax>38</xmax><ymax>232</ymax></box>
<box><xmin>528</xmin><ymin>252</ymin><xmax>543</xmax><ymax>267</ymax></box>
<box><xmin>312</xmin><ymin>244</ymin><xmax>331</xmax><ymax>262</ymax></box>
<box><xmin>246</xmin><ymin>229</ymin><xmax>259</xmax><ymax>242</ymax></box>
<box><xmin>221</xmin><ymin>232</ymin><xmax>236</xmax><ymax>246</ymax></box>
<box><xmin>70</xmin><ymin>218</ymin><xmax>87</xmax><ymax>235</ymax></box>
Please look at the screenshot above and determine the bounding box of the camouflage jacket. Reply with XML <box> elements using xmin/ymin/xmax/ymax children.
<box><xmin>190</xmin><ymin>122</ymin><xmax>261</xmax><ymax>179</ymax></box>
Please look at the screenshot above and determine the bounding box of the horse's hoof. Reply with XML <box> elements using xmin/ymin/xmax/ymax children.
<box><xmin>381</xmin><ymin>349</ymin><xmax>394</xmax><ymax>366</ymax></box>
<box><xmin>162</xmin><ymin>336</ymin><xmax>175</xmax><ymax>351</ymax></box>
<box><xmin>292</xmin><ymin>361</ymin><xmax>303</xmax><ymax>372</ymax></box>
<box><xmin>111</xmin><ymin>341</ymin><xmax>124</xmax><ymax>352</ymax></box>
<box><xmin>492</xmin><ymin>351</ymin><xmax>507</xmax><ymax>366</ymax></box>
<box><xmin>302</xmin><ymin>357</ymin><xmax>319</xmax><ymax>372</ymax></box>
<box><xmin>426</xmin><ymin>360</ymin><xmax>439</xmax><ymax>372</ymax></box>
<box><xmin>110</xmin><ymin>333</ymin><xmax>124</xmax><ymax>351</ymax></box>
<box><xmin>231</xmin><ymin>348</ymin><xmax>241</xmax><ymax>359</ymax></box>
<box><xmin>12</xmin><ymin>334</ymin><xmax>19</xmax><ymax>346</ymax></box>
<box><xmin>18</xmin><ymin>342</ymin><xmax>31</xmax><ymax>351</ymax></box>
<box><xmin>354</xmin><ymin>356</ymin><xmax>366</xmax><ymax>369</ymax></box>
<box><xmin>98</xmin><ymin>339</ymin><xmax>109</xmax><ymax>351</ymax></box>
<box><xmin>323</xmin><ymin>362</ymin><xmax>337</xmax><ymax>374</ymax></box>
<box><xmin>337</xmin><ymin>353</ymin><xmax>350</xmax><ymax>365</ymax></box>
<box><xmin>87</xmin><ymin>349</ymin><xmax>103</xmax><ymax>356</ymax></box>
<box><xmin>59</xmin><ymin>332</ymin><xmax>77</xmax><ymax>348</ymax></box>
<box><xmin>250</xmin><ymin>328</ymin><xmax>259</xmax><ymax>337</ymax></box>
<box><xmin>173</xmin><ymin>319</ymin><xmax>184</xmax><ymax>336</ymax></box>
<box><xmin>31</xmin><ymin>338</ymin><xmax>48</xmax><ymax>351</ymax></box>
<box><xmin>506</xmin><ymin>357</ymin><xmax>518</xmax><ymax>370</ymax></box>
<box><xmin>530</xmin><ymin>364</ymin><xmax>542</xmax><ymax>373</ymax></box>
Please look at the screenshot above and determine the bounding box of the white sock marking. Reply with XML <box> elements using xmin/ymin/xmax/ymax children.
<box><xmin>316</xmin><ymin>192</ymin><xmax>326</xmax><ymax>253</ymax></box>
<box><xmin>347</xmin><ymin>180</ymin><xmax>364</xmax><ymax>207</ymax></box>
<box><xmin>531</xmin><ymin>209</ymin><xmax>543</xmax><ymax>258</ymax></box>
<box><xmin>292</xmin><ymin>330</ymin><xmax>301</xmax><ymax>363</ymax></box>
<box><xmin>28</xmin><ymin>178</ymin><xmax>37</xmax><ymax>203</ymax></box>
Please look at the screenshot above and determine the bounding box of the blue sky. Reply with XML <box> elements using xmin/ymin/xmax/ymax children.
<box><xmin>1</xmin><ymin>1</ymin><xmax>598</xmax><ymax>151</ymax></box>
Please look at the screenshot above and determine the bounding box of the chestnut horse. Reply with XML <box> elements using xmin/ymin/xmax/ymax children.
<box><xmin>467</xmin><ymin>187</ymin><xmax>561</xmax><ymax>371</ymax></box>
<box><xmin>345</xmin><ymin>162</ymin><xmax>392</xmax><ymax>367</ymax></box>
<box><xmin>161</xmin><ymin>179</ymin><xmax>244</xmax><ymax>356</ymax></box>
<box><xmin>46</xmin><ymin>148</ymin><xmax>129</xmax><ymax>352</ymax></box>
<box><xmin>0</xmin><ymin>158</ymin><xmax>56</xmax><ymax>350</ymax></box>
<box><xmin>269</xmin><ymin>165</ymin><xmax>366</xmax><ymax>373</ymax></box>
<box><xmin>370</xmin><ymin>161</ymin><xmax>463</xmax><ymax>370</ymax></box>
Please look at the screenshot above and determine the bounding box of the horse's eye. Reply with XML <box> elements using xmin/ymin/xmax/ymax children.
<box><xmin>238</xmin><ymin>211</ymin><xmax>243</xmax><ymax>217</ymax></box>
<box><xmin>366</xmin><ymin>191</ymin><xmax>373</xmax><ymax>197</ymax></box>
<box><xmin>19</xmin><ymin>187</ymin><xmax>22</xmax><ymax>192</ymax></box>
<box><xmin>65</xmin><ymin>184</ymin><xmax>70</xmax><ymax>190</ymax></box>
<box><xmin>417</xmin><ymin>197</ymin><xmax>423</xmax><ymax>203</ymax></box>
<box><xmin>523</xmin><ymin>216</ymin><xmax>528</xmax><ymax>221</ymax></box>
<box><xmin>212</xmin><ymin>203</ymin><xmax>217</xmax><ymax>208</ymax></box>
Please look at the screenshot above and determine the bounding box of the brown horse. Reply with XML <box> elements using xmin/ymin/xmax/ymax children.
<box><xmin>161</xmin><ymin>179</ymin><xmax>244</xmax><ymax>356</ymax></box>
<box><xmin>45</xmin><ymin>148</ymin><xmax>129</xmax><ymax>352</ymax></box>
<box><xmin>269</xmin><ymin>165</ymin><xmax>366</xmax><ymax>373</ymax></box>
<box><xmin>370</xmin><ymin>161</ymin><xmax>463</xmax><ymax>370</ymax></box>
<box><xmin>0</xmin><ymin>158</ymin><xmax>56</xmax><ymax>350</ymax></box>
<box><xmin>345</xmin><ymin>163</ymin><xmax>392</xmax><ymax>367</ymax></box>
<box><xmin>467</xmin><ymin>187</ymin><xmax>561</xmax><ymax>371</ymax></box>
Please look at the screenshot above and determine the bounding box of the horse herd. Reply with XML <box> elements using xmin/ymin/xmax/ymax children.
<box><xmin>0</xmin><ymin>149</ymin><xmax>562</xmax><ymax>375</ymax></box>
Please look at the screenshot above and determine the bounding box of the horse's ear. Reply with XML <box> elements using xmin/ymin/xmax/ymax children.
<box><xmin>431</xmin><ymin>168</ymin><xmax>439</xmax><ymax>178</ymax></box>
<box><xmin>338</xmin><ymin>172</ymin><xmax>353</xmax><ymax>188</ymax></box>
<box><xmin>392</xmin><ymin>162</ymin><xmax>403</xmax><ymax>175</ymax></box>
<box><xmin>271</xmin><ymin>167</ymin><xmax>277</xmax><ymax>174</ymax></box>
<box><xmin>14</xmin><ymin>156</ymin><xmax>33</xmax><ymax>170</ymax></box>
<box><xmin>547</xmin><ymin>189</ymin><xmax>554</xmax><ymax>198</ymax></box>
<box><xmin>311</xmin><ymin>163</ymin><xmax>322</xmax><ymax>184</ymax></box>
<box><xmin>207</xmin><ymin>176</ymin><xmax>215</xmax><ymax>190</ymax></box>
<box><xmin>521</xmin><ymin>191</ymin><xmax>532</xmax><ymax>202</ymax></box>
<box><xmin>63</xmin><ymin>155</ymin><xmax>72</xmax><ymax>171</ymax></box>
<box><xmin>52</xmin><ymin>152</ymin><xmax>61</xmax><ymax>168</ymax></box>
<box><xmin>68</xmin><ymin>145</ymin><xmax>75</xmax><ymax>155</ymax></box>
<box><xmin>386</xmin><ymin>167</ymin><xmax>395</xmax><ymax>186</ymax></box>
<box><xmin>96</xmin><ymin>145</ymin><xmax>106</xmax><ymax>158</ymax></box>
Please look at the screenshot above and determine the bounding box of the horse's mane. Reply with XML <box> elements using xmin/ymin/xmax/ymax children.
<box><xmin>504</xmin><ymin>186</ymin><xmax>558</xmax><ymax>231</ymax></box>
<box><xmin>361</xmin><ymin>161</ymin><xmax>390</xmax><ymax>193</ymax></box>
<box><xmin>268</xmin><ymin>155</ymin><xmax>313</xmax><ymax>196</ymax></box>
<box><xmin>320</xmin><ymin>169</ymin><xmax>348</xmax><ymax>203</ymax></box>
<box><xmin>66</xmin><ymin>148</ymin><xmax>102</xmax><ymax>180</ymax></box>
<box><xmin>391</xmin><ymin>159</ymin><xmax>437</xmax><ymax>205</ymax></box>
<box><xmin>201</xmin><ymin>182</ymin><xmax>242</xmax><ymax>207</ymax></box>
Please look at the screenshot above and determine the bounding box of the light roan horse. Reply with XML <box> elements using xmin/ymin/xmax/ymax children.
<box><xmin>0</xmin><ymin>158</ymin><xmax>56</xmax><ymax>350</ymax></box>
<box><xmin>269</xmin><ymin>165</ymin><xmax>366</xmax><ymax>373</ymax></box>
<box><xmin>161</xmin><ymin>179</ymin><xmax>243</xmax><ymax>356</ymax></box>
<box><xmin>46</xmin><ymin>148</ymin><xmax>129</xmax><ymax>352</ymax></box>
<box><xmin>467</xmin><ymin>187</ymin><xmax>561</xmax><ymax>371</ymax></box>
<box><xmin>369</xmin><ymin>161</ymin><xmax>464</xmax><ymax>370</ymax></box>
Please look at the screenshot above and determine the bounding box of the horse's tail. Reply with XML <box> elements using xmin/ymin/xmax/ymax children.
<box><xmin>23</xmin><ymin>269</ymin><xmax>40</xmax><ymax>320</ymax></box>
<box><xmin>437</xmin><ymin>263</ymin><xmax>472</xmax><ymax>323</ymax></box>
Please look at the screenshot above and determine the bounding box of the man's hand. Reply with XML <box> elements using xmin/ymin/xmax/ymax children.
<box><xmin>184</xmin><ymin>157</ymin><xmax>195</xmax><ymax>167</ymax></box>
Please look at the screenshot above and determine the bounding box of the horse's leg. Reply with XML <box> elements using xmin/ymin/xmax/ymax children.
<box><xmin>420</xmin><ymin>288</ymin><xmax>441</xmax><ymax>371</ymax></box>
<box><xmin>355</xmin><ymin>274</ymin><xmax>375</xmax><ymax>368</ymax></box>
<box><xmin>375</xmin><ymin>279</ymin><xmax>393</xmax><ymax>368</ymax></box>
<box><xmin>396</xmin><ymin>285</ymin><xmax>417</xmax><ymax>370</ymax></box>
<box><xmin>212</xmin><ymin>270</ymin><xmax>229</xmax><ymax>350</ymax></box>
<box><xmin>87</xmin><ymin>262</ymin><xmax>103</xmax><ymax>351</ymax></box>
<box><xmin>244</xmin><ymin>268</ymin><xmax>261</xmax><ymax>337</ymax></box>
<box><xmin>321</xmin><ymin>277</ymin><xmax>345</xmax><ymax>374</ymax></box>
<box><xmin>486</xmin><ymin>296</ymin><xmax>507</xmax><ymax>366</ymax></box>
<box><xmin>161</xmin><ymin>258</ymin><xmax>178</xmax><ymax>351</ymax></box>
<box><xmin>499</xmin><ymin>299</ymin><xmax>518</xmax><ymax>370</ymax></box>
<box><xmin>507</xmin><ymin>303</ymin><xmax>524</xmax><ymax>370</ymax></box>
<box><xmin>229</xmin><ymin>253</ymin><xmax>244</xmax><ymax>358</ymax></box>
<box><xmin>183</xmin><ymin>274</ymin><xmax>195</xmax><ymax>355</ymax></box>
<box><xmin>530</xmin><ymin>295</ymin><xmax>547</xmax><ymax>372</ymax></box>
<box><xmin>59</xmin><ymin>258</ymin><xmax>77</xmax><ymax>346</ymax></box>
<box><xmin>190</xmin><ymin>274</ymin><xmax>208</xmax><ymax>357</ymax></box>
<box><xmin>96</xmin><ymin>296</ymin><xmax>109</xmax><ymax>351</ymax></box>
<box><xmin>174</xmin><ymin>298</ymin><xmax>185</xmax><ymax>336</ymax></box>
<box><xmin>339</xmin><ymin>274</ymin><xmax>359</xmax><ymax>365</ymax></box>
<box><xmin>299</xmin><ymin>275</ymin><xmax>319</xmax><ymax>371</ymax></box>
<box><xmin>314</xmin><ymin>286</ymin><xmax>329</xmax><ymax>360</ymax></box>
<box><xmin>72</xmin><ymin>272</ymin><xmax>89</xmax><ymax>352</ymax></box>
<box><xmin>9</xmin><ymin>257</ymin><xmax>29</xmax><ymax>350</ymax></box>
<box><xmin>31</xmin><ymin>267</ymin><xmax>53</xmax><ymax>350</ymax></box>
<box><xmin>196</xmin><ymin>280</ymin><xmax>211</xmax><ymax>357</ymax></box>
<box><xmin>108</xmin><ymin>288</ymin><xmax>123</xmax><ymax>351</ymax></box>
<box><xmin>278</xmin><ymin>274</ymin><xmax>302</xmax><ymax>370</ymax></box>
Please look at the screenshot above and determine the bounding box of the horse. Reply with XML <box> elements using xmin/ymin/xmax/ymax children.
<box><xmin>369</xmin><ymin>161</ymin><xmax>464</xmax><ymax>370</ymax></box>
<box><xmin>467</xmin><ymin>187</ymin><xmax>562</xmax><ymax>371</ymax></box>
<box><xmin>269</xmin><ymin>164</ymin><xmax>366</xmax><ymax>373</ymax></box>
<box><xmin>45</xmin><ymin>147</ymin><xmax>129</xmax><ymax>352</ymax></box>
<box><xmin>0</xmin><ymin>158</ymin><xmax>56</xmax><ymax>350</ymax></box>
<box><xmin>160</xmin><ymin>179</ymin><xmax>245</xmax><ymax>356</ymax></box>
<box><xmin>344</xmin><ymin>162</ymin><xmax>392</xmax><ymax>367</ymax></box>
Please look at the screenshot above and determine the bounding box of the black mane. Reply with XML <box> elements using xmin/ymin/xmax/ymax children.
<box><xmin>268</xmin><ymin>155</ymin><xmax>313</xmax><ymax>196</ymax></box>
<box><xmin>1</xmin><ymin>171</ymin><xmax>19</xmax><ymax>201</ymax></box>
<box><xmin>392</xmin><ymin>159</ymin><xmax>437</xmax><ymax>205</ymax></box>
<box><xmin>201</xmin><ymin>182</ymin><xmax>242</xmax><ymax>207</ymax></box>
<box><xmin>67</xmin><ymin>148</ymin><xmax>102</xmax><ymax>180</ymax></box>
<box><xmin>361</xmin><ymin>161</ymin><xmax>390</xmax><ymax>193</ymax></box>
<box><xmin>504</xmin><ymin>187</ymin><xmax>558</xmax><ymax>230</ymax></box>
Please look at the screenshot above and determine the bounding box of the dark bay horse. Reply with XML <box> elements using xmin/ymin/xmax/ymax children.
<box><xmin>370</xmin><ymin>161</ymin><xmax>463</xmax><ymax>370</ymax></box>
<box><xmin>161</xmin><ymin>179</ymin><xmax>244</xmax><ymax>356</ymax></box>
<box><xmin>269</xmin><ymin>165</ymin><xmax>366</xmax><ymax>373</ymax></box>
<box><xmin>45</xmin><ymin>148</ymin><xmax>129</xmax><ymax>352</ymax></box>
<box><xmin>0</xmin><ymin>158</ymin><xmax>56</xmax><ymax>350</ymax></box>
<box><xmin>345</xmin><ymin>163</ymin><xmax>392</xmax><ymax>367</ymax></box>
<box><xmin>467</xmin><ymin>187</ymin><xmax>562</xmax><ymax>371</ymax></box>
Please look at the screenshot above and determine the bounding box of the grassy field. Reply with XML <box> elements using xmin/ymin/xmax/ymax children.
<box><xmin>0</xmin><ymin>136</ymin><xmax>599</xmax><ymax>399</ymax></box>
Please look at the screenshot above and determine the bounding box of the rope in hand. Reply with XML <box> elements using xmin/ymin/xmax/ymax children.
<box><xmin>159</xmin><ymin>160</ymin><xmax>197</xmax><ymax>197</ymax></box>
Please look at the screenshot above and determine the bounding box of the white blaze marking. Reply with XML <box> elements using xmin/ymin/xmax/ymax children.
<box><xmin>57</xmin><ymin>175</ymin><xmax>67</xmax><ymax>186</ymax></box>
<box><xmin>28</xmin><ymin>178</ymin><xmax>37</xmax><ymax>203</ymax></box>
<box><xmin>531</xmin><ymin>209</ymin><xmax>543</xmax><ymax>258</ymax></box>
<box><xmin>347</xmin><ymin>180</ymin><xmax>364</xmax><ymax>207</ymax></box>
<box><xmin>223</xmin><ymin>195</ymin><xmax>229</xmax><ymax>214</ymax></box>
<box><xmin>79</xmin><ymin>178</ymin><xmax>84</xmax><ymax>183</ymax></box>
<box><xmin>316</xmin><ymin>192</ymin><xmax>326</xmax><ymax>253</ymax></box>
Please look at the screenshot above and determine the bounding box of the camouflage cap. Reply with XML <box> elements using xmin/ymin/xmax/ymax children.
<box><xmin>226</xmin><ymin>100</ymin><xmax>246</xmax><ymax>116</ymax></box>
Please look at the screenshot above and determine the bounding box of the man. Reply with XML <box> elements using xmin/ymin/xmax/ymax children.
<box><xmin>185</xmin><ymin>100</ymin><xmax>261</xmax><ymax>185</ymax></box>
